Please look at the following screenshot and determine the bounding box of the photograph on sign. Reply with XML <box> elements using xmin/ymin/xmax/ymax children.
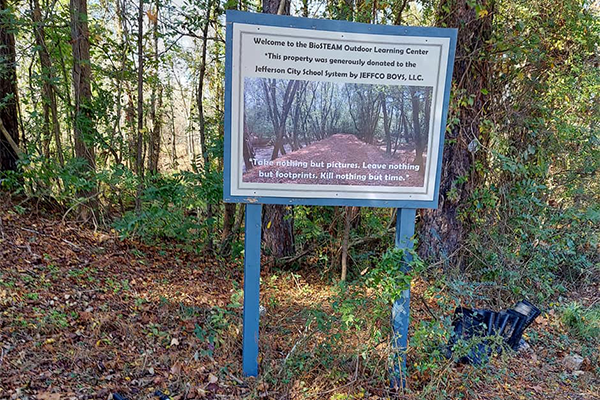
<box><xmin>226</xmin><ymin>15</ymin><xmax>454</xmax><ymax>204</ymax></box>
<box><xmin>243</xmin><ymin>78</ymin><xmax>432</xmax><ymax>188</ymax></box>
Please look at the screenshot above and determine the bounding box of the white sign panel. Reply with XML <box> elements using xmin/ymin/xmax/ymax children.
<box><xmin>225</xmin><ymin>13</ymin><xmax>456</xmax><ymax>206</ymax></box>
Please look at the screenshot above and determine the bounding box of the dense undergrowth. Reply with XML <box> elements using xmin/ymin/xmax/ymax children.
<box><xmin>2</xmin><ymin>137</ymin><xmax>598</xmax><ymax>397</ymax></box>
<box><xmin>1</xmin><ymin>195</ymin><xmax>598</xmax><ymax>398</ymax></box>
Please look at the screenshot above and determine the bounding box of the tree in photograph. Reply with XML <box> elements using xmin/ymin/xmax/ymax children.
<box><xmin>385</xmin><ymin>86</ymin><xmax>409</xmax><ymax>156</ymax></box>
<box><xmin>380</xmin><ymin>89</ymin><xmax>393</xmax><ymax>155</ymax></box>
<box><xmin>0</xmin><ymin>0</ymin><xmax>19</xmax><ymax>172</ymax></box>
<box><xmin>242</xmin><ymin>77</ymin><xmax>268</xmax><ymax>167</ymax></box>
<box><xmin>262</xmin><ymin>78</ymin><xmax>300</xmax><ymax>160</ymax></box>
<box><xmin>299</xmin><ymin>82</ymin><xmax>317</xmax><ymax>146</ymax></box>
<box><xmin>308</xmin><ymin>81</ymin><xmax>341</xmax><ymax>141</ymax></box>
<box><xmin>290</xmin><ymin>80</ymin><xmax>309</xmax><ymax>151</ymax></box>
<box><xmin>345</xmin><ymin>83</ymin><xmax>381</xmax><ymax>144</ymax></box>
<box><xmin>242</xmin><ymin>113</ymin><xmax>254</xmax><ymax>171</ymax></box>
<box><xmin>417</xmin><ymin>0</ymin><xmax>494</xmax><ymax>263</ymax></box>
<box><xmin>70</xmin><ymin>0</ymin><xmax>96</xmax><ymax>175</ymax></box>
<box><xmin>409</xmin><ymin>86</ymin><xmax>431</xmax><ymax>169</ymax></box>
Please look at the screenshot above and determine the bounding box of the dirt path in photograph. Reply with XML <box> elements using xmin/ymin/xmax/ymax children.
<box><xmin>243</xmin><ymin>134</ymin><xmax>426</xmax><ymax>187</ymax></box>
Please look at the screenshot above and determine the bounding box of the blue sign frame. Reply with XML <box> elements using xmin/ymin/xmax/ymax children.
<box><xmin>224</xmin><ymin>10</ymin><xmax>456</xmax><ymax>209</ymax></box>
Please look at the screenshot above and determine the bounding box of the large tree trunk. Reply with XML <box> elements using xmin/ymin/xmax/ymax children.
<box><xmin>220</xmin><ymin>203</ymin><xmax>236</xmax><ymax>254</ymax></box>
<box><xmin>262</xmin><ymin>203</ymin><xmax>295</xmax><ymax>258</ymax></box>
<box><xmin>0</xmin><ymin>0</ymin><xmax>19</xmax><ymax>172</ymax></box>
<box><xmin>261</xmin><ymin>0</ymin><xmax>295</xmax><ymax>258</ymax></box>
<box><xmin>70</xmin><ymin>0</ymin><xmax>96</xmax><ymax>175</ymax></box>
<box><xmin>417</xmin><ymin>0</ymin><xmax>494</xmax><ymax>264</ymax></box>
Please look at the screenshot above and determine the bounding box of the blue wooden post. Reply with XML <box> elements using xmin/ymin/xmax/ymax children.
<box><xmin>242</xmin><ymin>204</ymin><xmax>263</xmax><ymax>376</ymax></box>
<box><xmin>391</xmin><ymin>208</ymin><xmax>417</xmax><ymax>389</ymax></box>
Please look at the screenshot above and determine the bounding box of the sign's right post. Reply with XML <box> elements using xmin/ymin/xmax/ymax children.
<box><xmin>391</xmin><ymin>208</ymin><xmax>417</xmax><ymax>389</ymax></box>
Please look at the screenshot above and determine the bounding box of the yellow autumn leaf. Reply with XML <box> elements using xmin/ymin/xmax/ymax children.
<box><xmin>147</xmin><ymin>9</ymin><xmax>158</xmax><ymax>24</ymax></box>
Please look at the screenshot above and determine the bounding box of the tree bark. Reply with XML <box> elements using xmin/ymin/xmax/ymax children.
<box><xmin>220</xmin><ymin>203</ymin><xmax>236</xmax><ymax>254</ymax></box>
<box><xmin>148</xmin><ymin>1</ymin><xmax>161</xmax><ymax>174</ymax></box>
<box><xmin>135</xmin><ymin>0</ymin><xmax>144</xmax><ymax>212</ymax></box>
<box><xmin>55</xmin><ymin>32</ymin><xmax>74</xmax><ymax>158</ymax></box>
<box><xmin>417</xmin><ymin>0</ymin><xmax>494</xmax><ymax>264</ymax></box>
<box><xmin>233</xmin><ymin>202</ymin><xmax>245</xmax><ymax>239</ymax></box>
<box><xmin>170</xmin><ymin>90</ymin><xmax>177</xmax><ymax>165</ymax></box>
<box><xmin>115</xmin><ymin>0</ymin><xmax>137</xmax><ymax>169</ymax></box>
<box><xmin>263</xmin><ymin>0</ymin><xmax>288</xmax><ymax>14</ymax></box>
<box><xmin>0</xmin><ymin>0</ymin><xmax>19</xmax><ymax>172</ymax></box>
<box><xmin>262</xmin><ymin>203</ymin><xmax>295</xmax><ymax>257</ymax></box>
<box><xmin>32</xmin><ymin>0</ymin><xmax>64</xmax><ymax>166</ymax></box>
<box><xmin>70</xmin><ymin>0</ymin><xmax>96</xmax><ymax>176</ymax></box>
<box><xmin>196</xmin><ymin>0</ymin><xmax>211</xmax><ymax>171</ymax></box>
<box><xmin>261</xmin><ymin>0</ymin><xmax>295</xmax><ymax>258</ymax></box>
<box><xmin>196</xmin><ymin>0</ymin><xmax>214</xmax><ymax>252</ymax></box>
<box><xmin>340</xmin><ymin>206</ymin><xmax>353</xmax><ymax>281</ymax></box>
<box><xmin>150</xmin><ymin>86</ymin><xmax>163</xmax><ymax>172</ymax></box>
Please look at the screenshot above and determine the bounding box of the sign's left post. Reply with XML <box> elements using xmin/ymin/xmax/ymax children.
<box><xmin>242</xmin><ymin>204</ymin><xmax>263</xmax><ymax>376</ymax></box>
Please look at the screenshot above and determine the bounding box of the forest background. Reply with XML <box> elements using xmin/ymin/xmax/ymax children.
<box><xmin>0</xmin><ymin>0</ymin><xmax>599</xmax><ymax>398</ymax></box>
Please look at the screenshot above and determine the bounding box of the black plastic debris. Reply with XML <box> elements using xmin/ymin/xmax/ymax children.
<box><xmin>112</xmin><ymin>394</ymin><xmax>128</xmax><ymax>400</ymax></box>
<box><xmin>445</xmin><ymin>299</ymin><xmax>540</xmax><ymax>365</ymax></box>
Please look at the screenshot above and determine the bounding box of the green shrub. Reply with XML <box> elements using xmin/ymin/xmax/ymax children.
<box><xmin>560</xmin><ymin>302</ymin><xmax>600</xmax><ymax>342</ymax></box>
